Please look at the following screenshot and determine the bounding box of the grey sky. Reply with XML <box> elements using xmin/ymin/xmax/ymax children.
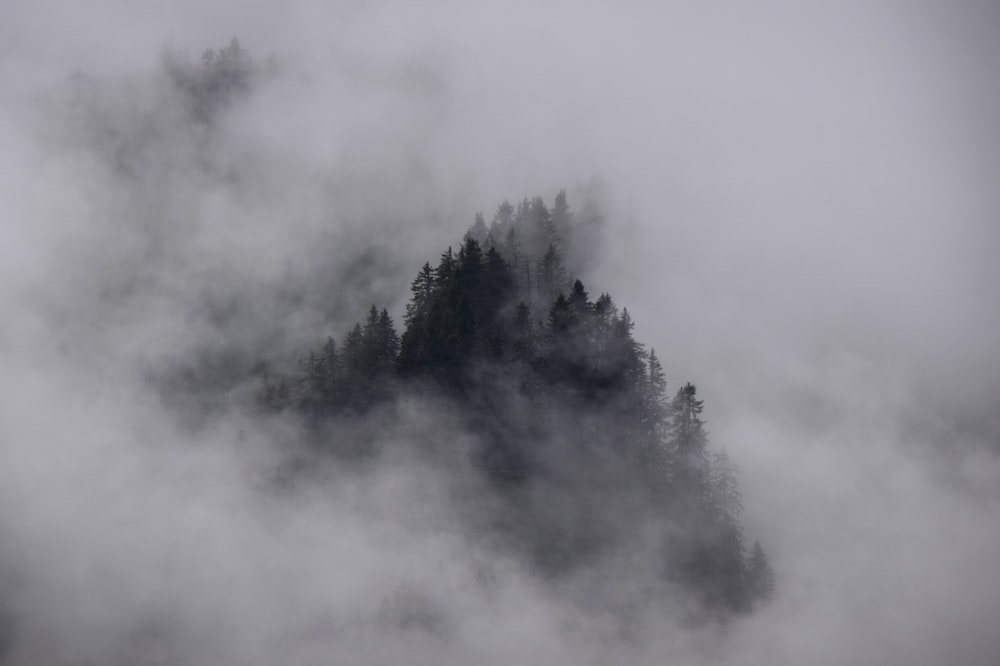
<box><xmin>1</xmin><ymin>1</ymin><xmax>998</xmax><ymax>664</ymax></box>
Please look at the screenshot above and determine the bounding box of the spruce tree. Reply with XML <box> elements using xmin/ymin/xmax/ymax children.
<box><xmin>747</xmin><ymin>541</ymin><xmax>776</xmax><ymax>603</ymax></box>
<box><xmin>404</xmin><ymin>262</ymin><xmax>435</xmax><ymax>328</ymax></box>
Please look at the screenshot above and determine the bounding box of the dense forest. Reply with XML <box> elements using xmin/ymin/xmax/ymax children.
<box><xmin>256</xmin><ymin>189</ymin><xmax>775</xmax><ymax>617</ymax></box>
<box><xmin>156</xmin><ymin>39</ymin><xmax>778</xmax><ymax>619</ymax></box>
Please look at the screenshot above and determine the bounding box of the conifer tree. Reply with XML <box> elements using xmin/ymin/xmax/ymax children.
<box><xmin>481</xmin><ymin>247</ymin><xmax>515</xmax><ymax>330</ymax></box>
<box><xmin>566</xmin><ymin>279</ymin><xmax>590</xmax><ymax>317</ymax></box>
<box><xmin>501</xmin><ymin>227</ymin><xmax>520</xmax><ymax>268</ymax></box>
<box><xmin>642</xmin><ymin>348</ymin><xmax>670</xmax><ymax>449</ymax></box>
<box><xmin>530</xmin><ymin>196</ymin><xmax>557</xmax><ymax>252</ymax></box>
<box><xmin>435</xmin><ymin>247</ymin><xmax>456</xmax><ymax>285</ymax></box>
<box><xmin>669</xmin><ymin>383</ymin><xmax>709</xmax><ymax>499</ymax></box>
<box><xmin>537</xmin><ymin>244</ymin><xmax>569</xmax><ymax>310</ymax></box>
<box><xmin>404</xmin><ymin>262</ymin><xmax>435</xmax><ymax>327</ymax></box>
<box><xmin>490</xmin><ymin>199</ymin><xmax>515</xmax><ymax>241</ymax></box>
<box><xmin>746</xmin><ymin>540</ymin><xmax>776</xmax><ymax>603</ymax></box>
<box><xmin>551</xmin><ymin>189</ymin><xmax>574</xmax><ymax>253</ymax></box>
<box><xmin>467</xmin><ymin>212</ymin><xmax>488</xmax><ymax>245</ymax></box>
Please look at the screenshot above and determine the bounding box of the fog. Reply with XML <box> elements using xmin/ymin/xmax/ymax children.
<box><xmin>2</xmin><ymin>1</ymin><xmax>999</xmax><ymax>664</ymax></box>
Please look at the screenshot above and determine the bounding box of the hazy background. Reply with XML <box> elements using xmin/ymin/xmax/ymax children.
<box><xmin>1</xmin><ymin>1</ymin><xmax>999</xmax><ymax>664</ymax></box>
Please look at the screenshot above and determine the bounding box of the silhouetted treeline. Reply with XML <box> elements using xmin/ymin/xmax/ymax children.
<box><xmin>258</xmin><ymin>190</ymin><xmax>775</xmax><ymax>617</ymax></box>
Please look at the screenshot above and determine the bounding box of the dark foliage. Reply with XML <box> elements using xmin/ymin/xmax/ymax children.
<box><xmin>256</xmin><ymin>191</ymin><xmax>774</xmax><ymax>617</ymax></box>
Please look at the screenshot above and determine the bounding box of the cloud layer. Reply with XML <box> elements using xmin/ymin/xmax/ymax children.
<box><xmin>1</xmin><ymin>1</ymin><xmax>998</xmax><ymax>664</ymax></box>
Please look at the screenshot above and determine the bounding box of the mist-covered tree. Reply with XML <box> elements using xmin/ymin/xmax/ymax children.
<box><xmin>403</xmin><ymin>262</ymin><xmax>436</xmax><ymax>327</ymax></box>
<box><xmin>551</xmin><ymin>189</ymin><xmax>574</xmax><ymax>253</ymax></box>
<box><xmin>669</xmin><ymin>382</ymin><xmax>709</xmax><ymax>498</ymax></box>
<box><xmin>746</xmin><ymin>540</ymin><xmax>776</xmax><ymax>603</ymax></box>
<box><xmin>466</xmin><ymin>212</ymin><xmax>488</xmax><ymax>245</ymax></box>
<box><xmin>163</xmin><ymin>37</ymin><xmax>259</xmax><ymax>122</ymax></box>
<box><xmin>536</xmin><ymin>244</ymin><xmax>570</xmax><ymax>315</ymax></box>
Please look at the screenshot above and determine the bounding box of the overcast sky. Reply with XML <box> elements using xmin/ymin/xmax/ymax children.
<box><xmin>1</xmin><ymin>1</ymin><xmax>999</xmax><ymax>664</ymax></box>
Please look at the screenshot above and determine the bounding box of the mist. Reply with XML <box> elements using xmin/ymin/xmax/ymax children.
<box><xmin>2</xmin><ymin>1</ymin><xmax>999</xmax><ymax>664</ymax></box>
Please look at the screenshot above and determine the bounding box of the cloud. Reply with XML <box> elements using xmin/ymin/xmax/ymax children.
<box><xmin>1</xmin><ymin>1</ymin><xmax>998</xmax><ymax>664</ymax></box>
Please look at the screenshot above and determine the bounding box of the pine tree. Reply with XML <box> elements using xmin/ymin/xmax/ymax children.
<box><xmin>375</xmin><ymin>309</ymin><xmax>400</xmax><ymax>372</ymax></box>
<box><xmin>435</xmin><ymin>247</ymin><xmax>456</xmax><ymax>285</ymax></box>
<box><xmin>481</xmin><ymin>246</ymin><xmax>515</xmax><ymax>338</ymax></box>
<box><xmin>467</xmin><ymin>212</ymin><xmax>488</xmax><ymax>244</ymax></box>
<box><xmin>642</xmin><ymin>348</ymin><xmax>670</xmax><ymax>456</ymax></box>
<box><xmin>566</xmin><ymin>279</ymin><xmax>590</xmax><ymax>317</ymax></box>
<box><xmin>610</xmin><ymin>308</ymin><xmax>646</xmax><ymax>388</ymax></box>
<box><xmin>746</xmin><ymin>540</ymin><xmax>776</xmax><ymax>603</ymax></box>
<box><xmin>551</xmin><ymin>189</ymin><xmax>574</xmax><ymax>254</ymax></box>
<box><xmin>669</xmin><ymin>383</ymin><xmax>709</xmax><ymax>501</ymax></box>
<box><xmin>707</xmin><ymin>450</ymin><xmax>749</xmax><ymax>610</ymax></box>
<box><xmin>404</xmin><ymin>262</ymin><xmax>436</xmax><ymax>328</ymax></box>
<box><xmin>530</xmin><ymin>196</ymin><xmax>557</xmax><ymax>252</ymax></box>
<box><xmin>501</xmin><ymin>227</ymin><xmax>520</xmax><ymax>268</ymax></box>
<box><xmin>342</xmin><ymin>323</ymin><xmax>364</xmax><ymax>375</ymax></box>
<box><xmin>536</xmin><ymin>243</ymin><xmax>569</xmax><ymax>310</ymax></box>
<box><xmin>490</xmin><ymin>199</ymin><xmax>515</xmax><ymax>241</ymax></box>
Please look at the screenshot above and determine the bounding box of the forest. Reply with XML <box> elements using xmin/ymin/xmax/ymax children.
<box><xmin>256</xmin><ymin>189</ymin><xmax>775</xmax><ymax>617</ymax></box>
<box><xmin>156</xmin><ymin>39</ymin><xmax>777</xmax><ymax>618</ymax></box>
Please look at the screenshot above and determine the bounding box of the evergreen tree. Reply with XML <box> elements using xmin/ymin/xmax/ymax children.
<box><xmin>435</xmin><ymin>247</ymin><xmax>456</xmax><ymax>285</ymax></box>
<box><xmin>706</xmin><ymin>450</ymin><xmax>749</xmax><ymax>610</ymax></box>
<box><xmin>566</xmin><ymin>279</ymin><xmax>590</xmax><ymax>317</ymax></box>
<box><xmin>490</xmin><ymin>199</ymin><xmax>515</xmax><ymax>241</ymax></box>
<box><xmin>342</xmin><ymin>323</ymin><xmax>364</xmax><ymax>375</ymax></box>
<box><xmin>404</xmin><ymin>262</ymin><xmax>436</xmax><ymax>328</ymax></box>
<box><xmin>529</xmin><ymin>196</ymin><xmax>557</xmax><ymax>252</ymax></box>
<box><xmin>536</xmin><ymin>243</ymin><xmax>569</xmax><ymax>310</ymax></box>
<box><xmin>482</xmin><ymin>247</ymin><xmax>514</xmax><ymax>313</ymax></box>
<box><xmin>669</xmin><ymin>383</ymin><xmax>709</xmax><ymax>494</ymax></box>
<box><xmin>467</xmin><ymin>212</ymin><xmax>488</xmax><ymax>245</ymax></box>
<box><xmin>551</xmin><ymin>189</ymin><xmax>574</xmax><ymax>252</ymax></box>
<box><xmin>639</xmin><ymin>348</ymin><xmax>670</xmax><ymax>468</ymax></box>
<box><xmin>746</xmin><ymin>541</ymin><xmax>776</xmax><ymax>603</ymax></box>
<box><xmin>375</xmin><ymin>308</ymin><xmax>401</xmax><ymax>372</ymax></box>
<box><xmin>501</xmin><ymin>227</ymin><xmax>520</xmax><ymax>268</ymax></box>
<box><xmin>609</xmin><ymin>308</ymin><xmax>646</xmax><ymax>390</ymax></box>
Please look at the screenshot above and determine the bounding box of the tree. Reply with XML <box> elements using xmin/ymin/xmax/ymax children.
<box><xmin>490</xmin><ymin>199</ymin><xmax>515</xmax><ymax>241</ymax></box>
<box><xmin>466</xmin><ymin>212</ymin><xmax>488</xmax><ymax>245</ymax></box>
<box><xmin>566</xmin><ymin>279</ymin><xmax>590</xmax><ymax>317</ymax></box>
<box><xmin>707</xmin><ymin>451</ymin><xmax>743</xmax><ymax>524</ymax></box>
<box><xmin>435</xmin><ymin>247</ymin><xmax>456</xmax><ymax>285</ymax></box>
<box><xmin>551</xmin><ymin>189</ymin><xmax>574</xmax><ymax>252</ymax></box>
<box><xmin>670</xmin><ymin>384</ymin><xmax>707</xmax><ymax>463</ymax></box>
<box><xmin>481</xmin><ymin>247</ymin><xmax>515</xmax><ymax>329</ymax></box>
<box><xmin>706</xmin><ymin>450</ymin><xmax>749</xmax><ymax>610</ymax></box>
<box><xmin>404</xmin><ymin>262</ymin><xmax>435</xmax><ymax>328</ymax></box>
<box><xmin>530</xmin><ymin>196</ymin><xmax>558</xmax><ymax>252</ymax></box>
<box><xmin>536</xmin><ymin>243</ymin><xmax>569</xmax><ymax>309</ymax></box>
<box><xmin>501</xmin><ymin>227</ymin><xmax>520</xmax><ymax>268</ymax></box>
<box><xmin>641</xmin><ymin>348</ymin><xmax>670</xmax><ymax>456</ymax></box>
<box><xmin>746</xmin><ymin>541</ymin><xmax>776</xmax><ymax>603</ymax></box>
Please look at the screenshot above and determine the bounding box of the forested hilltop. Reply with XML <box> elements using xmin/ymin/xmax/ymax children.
<box><xmin>152</xmin><ymin>37</ymin><xmax>774</xmax><ymax>620</ymax></box>
<box><xmin>257</xmin><ymin>191</ymin><xmax>775</xmax><ymax>617</ymax></box>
